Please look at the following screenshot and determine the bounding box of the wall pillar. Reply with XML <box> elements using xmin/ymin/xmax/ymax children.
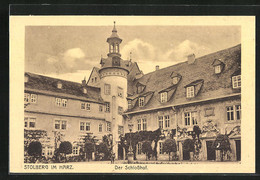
<box><xmin>201</xmin><ymin>140</ymin><xmax>207</xmax><ymax>161</ymax></box>
<box><xmin>178</xmin><ymin>141</ymin><xmax>183</xmax><ymax>161</ymax></box>
<box><xmin>230</xmin><ymin>139</ymin><xmax>236</xmax><ymax>161</ymax></box>
<box><xmin>216</xmin><ymin>150</ymin><xmax>221</xmax><ymax>161</ymax></box>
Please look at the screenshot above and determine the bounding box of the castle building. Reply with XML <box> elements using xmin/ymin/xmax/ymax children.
<box><xmin>24</xmin><ymin>23</ymin><xmax>241</xmax><ymax>161</ymax></box>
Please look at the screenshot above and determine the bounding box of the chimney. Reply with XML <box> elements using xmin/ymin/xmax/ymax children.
<box><xmin>156</xmin><ymin>65</ymin><xmax>159</xmax><ymax>71</ymax></box>
<box><xmin>187</xmin><ymin>54</ymin><xmax>195</xmax><ymax>64</ymax></box>
<box><xmin>82</xmin><ymin>76</ymin><xmax>86</xmax><ymax>86</ymax></box>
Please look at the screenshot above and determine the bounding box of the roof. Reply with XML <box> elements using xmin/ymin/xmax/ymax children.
<box><xmin>99</xmin><ymin>57</ymin><xmax>131</xmax><ymax>73</ymax></box>
<box><xmin>126</xmin><ymin>44</ymin><xmax>241</xmax><ymax>113</ymax></box>
<box><xmin>25</xmin><ymin>72</ymin><xmax>105</xmax><ymax>104</ymax></box>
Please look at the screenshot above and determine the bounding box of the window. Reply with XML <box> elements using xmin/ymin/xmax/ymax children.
<box><xmin>24</xmin><ymin>93</ymin><xmax>30</xmax><ymax>103</ymax></box>
<box><xmin>56</xmin><ymin>98</ymin><xmax>67</xmax><ymax>107</ymax></box>
<box><xmin>118</xmin><ymin>126</ymin><xmax>124</xmax><ymax>135</ymax></box>
<box><xmin>24</xmin><ymin>117</ymin><xmax>36</xmax><ymax>129</ymax></box>
<box><xmin>83</xmin><ymin>88</ymin><xmax>87</xmax><ymax>94</ymax></box>
<box><xmin>215</xmin><ymin>65</ymin><xmax>221</xmax><ymax>74</ymax></box>
<box><xmin>24</xmin><ymin>93</ymin><xmax>37</xmax><ymax>103</ymax></box>
<box><xmin>30</xmin><ymin>94</ymin><xmax>37</xmax><ymax>103</ymax></box>
<box><xmin>226</xmin><ymin>105</ymin><xmax>241</xmax><ymax>121</ymax></box>
<box><xmin>165</xmin><ymin>115</ymin><xmax>170</xmax><ymax>128</ymax></box>
<box><xmin>158</xmin><ymin>116</ymin><xmax>163</xmax><ymax>129</ymax></box>
<box><xmin>55</xmin><ymin>120</ymin><xmax>67</xmax><ymax>130</ymax></box>
<box><xmin>73</xmin><ymin>146</ymin><xmax>79</xmax><ymax>155</ymax></box>
<box><xmin>128</xmin><ymin>100</ymin><xmax>132</xmax><ymax>109</ymax></box>
<box><xmin>142</xmin><ymin>118</ymin><xmax>147</xmax><ymax>131</ymax></box>
<box><xmin>107</xmin><ymin>122</ymin><xmax>111</xmax><ymax>132</ymax></box>
<box><xmin>80</xmin><ymin>122</ymin><xmax>90</xmax><ymax>131</ymax></box>
<box><xmin>47</xmin><ymin>147</ymin><xmax>53</xmax><ymax>156</ymax></box>
<box><xmin>226</xmin><ymin>106</ymin><xmax>234</xmax><ymax>121</ymax></box>
<box><xmin>99</xmin><ymin>105</ymin><xmax>103</xmax><ymax>112</ymax></box>
<box><xmin>159</xmin><ymin>142</ymin><xmax>163</xmax><ymax>154</ymax></box>
<box><xmin>86</xmin><ymin>103</ymin><xmax>90</xmax><ymax>111</ymax></box>
<box><xmin>137</xmin><ymin>118</ymin><xmax>146</xmax><ymax>131</ymax></box>
<box><xmin>104</xmin><ymin>84</ymin><xmax>111</xmax><ymax>95</ymax></box>
<box><xmin>137</xmin><ymin>119</ymin><xmax>141</xmax><ymax>131</ymax></box>
<box><xmin>95</xmin><ymin>77</ymin><xmax>97</xmax><ymax>82</ymax></box>
<box><xmin>81</xmin><ymin>102</ymin><xmax>91</xmax><ymax>111</ymax></box>
<box><xmin>62</xmin><ymin>99</ymin><xmax>67</xmax><ymax>107</ymax></box>
<box><xmin>105</xmin><ymin>102</ymin><xmax>110</xmax><ymax>113</ymax></box>
<box><xmin>236</xmin><ymin>105</ymin><xmax>241</xmax><ymax>120</ymax></box>
<box><xmin>99</xmin><ymin>124</ymin><xmax>103</xmax><ymax>132</ymax></box>
<box><xmin>232</xmin><ymin>75</ymin><xmax>241</xmax><ymax>88</ymax></box>
<box><xmin>57</xmin><ymin>82</ymin><xmax>62</xmax><ymax>89</ymax></box>
<box><xmin>118</xmin><ymin>87</ymin><xmax>123</xmax><ymax>98</ymax></box>
<box><xmin>158</xmin><ymin>115</ymin><xmax>170</xmax><ymax>129</ymax></box>
<box><xmin>42</xmin><ymin>147</ymin><xmax>53</xmax><ymax>156</ymax></box>
<box><xmin>172</xmin><ymin>77</ymin><xmax>179</xmax><ymax>85</ymax></box>
<box><xmin>118</xmin><ymin>106</ymin><xmax>123</xmax><ymax>115</ymax></box>
<box><xmin>184</xmin><ymin>112</ymin><xmax>198</xmax><ymax>126</ymax></box>
<box><xmin>139</xmin><ymin>97</ymin><xmax>144</xmax><ymax>107</ymax></box>
<box><xmin>160</xmin><ymin>92</ymin><xmax>168</xmax><ymax>103</ymax></box>
<box><xmin>137</xmin><ymin>143</ymin><xmax>142</xmax><ymax>154</ymax></box>
<box><xmin>186</xmin><ymin>86</ymin><xmax>195</xmax><ymax>98</ymax></box>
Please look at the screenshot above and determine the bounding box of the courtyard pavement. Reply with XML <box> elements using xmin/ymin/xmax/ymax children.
<box><xmin>69</xmin><ymin>160</ymin><xmax>241</xmax><ymax>164</ymax></box>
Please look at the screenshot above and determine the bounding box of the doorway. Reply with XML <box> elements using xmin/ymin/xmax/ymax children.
<box><xmin>118</xmin><ymin>144</ymin><xmax>124</xmax><ymax>160</ymax></box>
<box><xmin>183</xmin><ymin>150</ymin><xmax>190</xmax><ymax>160</ymax></box>
<box><xmin>235</xmin><ymin>140</ymin><xmax>241</xmax><ymax>161</ymax></box>
<box><xmin>206</xmin><ymin>141</ymin><xmax>216</xmax><ymax>160</ymax></box>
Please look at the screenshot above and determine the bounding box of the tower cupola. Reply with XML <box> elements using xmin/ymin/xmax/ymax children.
<box><xmin>107</xmin><ymin>21</ymin><xmax>122</xmax><ymax>58</ymax></box>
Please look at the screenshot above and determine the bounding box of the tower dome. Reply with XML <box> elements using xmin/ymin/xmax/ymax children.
<box><xmin>107</xmin><ymin>21</ymin><xmax>122</xmax><ymax>58</ymax></box>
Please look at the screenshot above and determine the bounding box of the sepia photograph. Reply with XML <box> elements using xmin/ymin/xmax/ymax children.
<box><xmin>9</xmin><ymin>16</ymin><xmax>255</xmax><ymax>173</ymax></box>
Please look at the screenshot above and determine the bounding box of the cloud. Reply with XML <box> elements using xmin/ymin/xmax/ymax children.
<box><xmin>121</xmin><ymin>39</ymin><xmax>157</xmax><ymax>61</ymax></box>
<box><xmin>120</xmin><ymin>39</ymin><xmax>212</xmax><ymax>74</ymax></box>
<box><xmin>47</xmin><ymin>70</ymin><xmax>92</xmax><ymax>83</ymax></box>
<box><xmin>164</xmin><ymin>40</ymin><xmax>211</xmax><ymax>63</ymax></box>
<box><xmin>26</xmin><ymin>47</ymin><xmax>100</xmax><ymax>75</ymax></box>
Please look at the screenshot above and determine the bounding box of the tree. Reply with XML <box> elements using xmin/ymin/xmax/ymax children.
<box><xmin>96</xmin><ymin>142</ymin><xmax>110</xmax><ymax>160</ymax></box>
<box><xmin>28</xmin><ymin>141</ymin><xmax>42</xmax><ymax>163</ymax></box>
<box><xmin>59</xmin><ymin>141</ymin><xmax>72</xmax><ymax>162</ymax></box>
<box><xmin>85</xmin><ymin>141</ymin><xmax>94</xmax><ymax>161</ymax></box>
<box><xmin>212</xmin><ymin>134</ymin><xmax>231</xmax><ymax>161</ymax></box>
<box><xmin>162</xmin><ymin>139</ymin><xmax>177</xmax><ymax>161</ymax></box>
<box><xmin>183</xmin><ymin>139</ymin><xmax>194</xmax><ymax>152</ymax></box>
<box><xmin>141</xmin><ymin>141</ymin><xmax>153</xmax><ymax>160</ymax></box>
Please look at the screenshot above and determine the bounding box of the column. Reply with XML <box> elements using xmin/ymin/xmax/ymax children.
<box><xmin>178</xmin><ymin>141</ymin><xmax>183</xmax><ymax>161</ymax></box>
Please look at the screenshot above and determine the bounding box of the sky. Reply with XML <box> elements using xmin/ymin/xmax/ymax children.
<box><xmin>25</xmin><ymin>25</ymin><xmax>241</xmax><ymax>83</ymax></box>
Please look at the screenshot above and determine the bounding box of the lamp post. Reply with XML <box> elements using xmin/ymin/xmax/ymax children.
<box><xmin>127</xmin><ymin>124</ymin><xmax>134</xmax><ymax>163</ymax></box>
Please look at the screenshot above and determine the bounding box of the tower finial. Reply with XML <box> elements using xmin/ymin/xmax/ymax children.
<box><xmin>112</xmin><ymin>21</ymin><xmax>117</xmax><ymax>32</ymax></box>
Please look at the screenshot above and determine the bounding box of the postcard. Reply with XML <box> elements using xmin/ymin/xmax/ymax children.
<box><xmin>9</xmin><ymin>16</ymin><xmax>255</xmax><ymax>173</ymax></box>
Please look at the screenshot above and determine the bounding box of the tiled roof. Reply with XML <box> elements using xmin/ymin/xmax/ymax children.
<box><xmin>25</xmin><ymin>72</ymin><xmax>104</xmax><ymax>104</ymax></box>
<box><xmin>126</xmin><ymin>44</ymin><xmax>241</xmax><ymax>113</ymax></box>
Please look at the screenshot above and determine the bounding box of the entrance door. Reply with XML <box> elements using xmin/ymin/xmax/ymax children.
<box><xmin>118</xmin><ymin>144</ymin><xmax>124</xmax><ymax>160</ymax></box>
<box><xmin>235</xmin><ymin>140</ymin><xmax>241</xmax><ymax>161</ymax></box>
<box><xmin>206</xmin><ymin>141</ymin><xmax>216</xmax><ymax>161</ymax></box>
<box><xmin>183</xmin><ymin>150</ymin><xmax>190</xmax><ymax>160</ymax></box>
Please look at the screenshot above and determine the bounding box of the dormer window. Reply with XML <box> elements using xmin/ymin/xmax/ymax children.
<box><xmin>170</xmin><ymin>72</ymin><xmax>181</xmax><ymax>85</ymax></box>
<box><xmin>25</xmin><ymin>75</ymin><xmax>29</xmax><ymax>83</ymax></box>
<box><xmin>136</xmin><ymin>82</ymin><xmax>146</xmax><ymax>94</ymax></box>
<box><xmin>57</xmin><ymin>82</ymin><xmax>62</xmax><ymax>89</ymax></box>
<box><xmin>128</xmin><ymin>100</ymin><xmax>132</xmax><ymax>109</ymax></box>
<box><xmin>83</xmin><ymin>88</ymin><xmax>87</xmax><ymax>94</ymax></box>
<box><xmin>212</xmin><ymin>59</ymin><xmax>225</xmax><ymax>74</ymax></box>
<box><xmin>160</xmin><ymin>92</ymin><xmax>167</xmax><ymax>103</ymax></box>
<box><xmin>186</xmin><ymin>86</ymin><xmax>195</xmax><ymax>98</ymax></box>
<box><xmin>232</xmin><ymin>75</ymin><xmax>241</xmax><ymax>89</ymax></box>
<box><xmin>112</xmin><ymin>56</ymin><xmax>120</xmax><ymax>66</ymax></box>
<box><xmin>139</xmin><ymin>97</ymin><xmax>144</xmax><ymax>107</ymax></box>
<box><xmin>215</xmin><ymin>65</ymin><xmax>221</xmax><ymax>74</ymax></box>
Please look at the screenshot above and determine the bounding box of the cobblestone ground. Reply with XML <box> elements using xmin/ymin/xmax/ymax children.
<box><xmin>70</xmin><ymin>160</ymin><xmax>241</xmax><ymax>164</ymax></box>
